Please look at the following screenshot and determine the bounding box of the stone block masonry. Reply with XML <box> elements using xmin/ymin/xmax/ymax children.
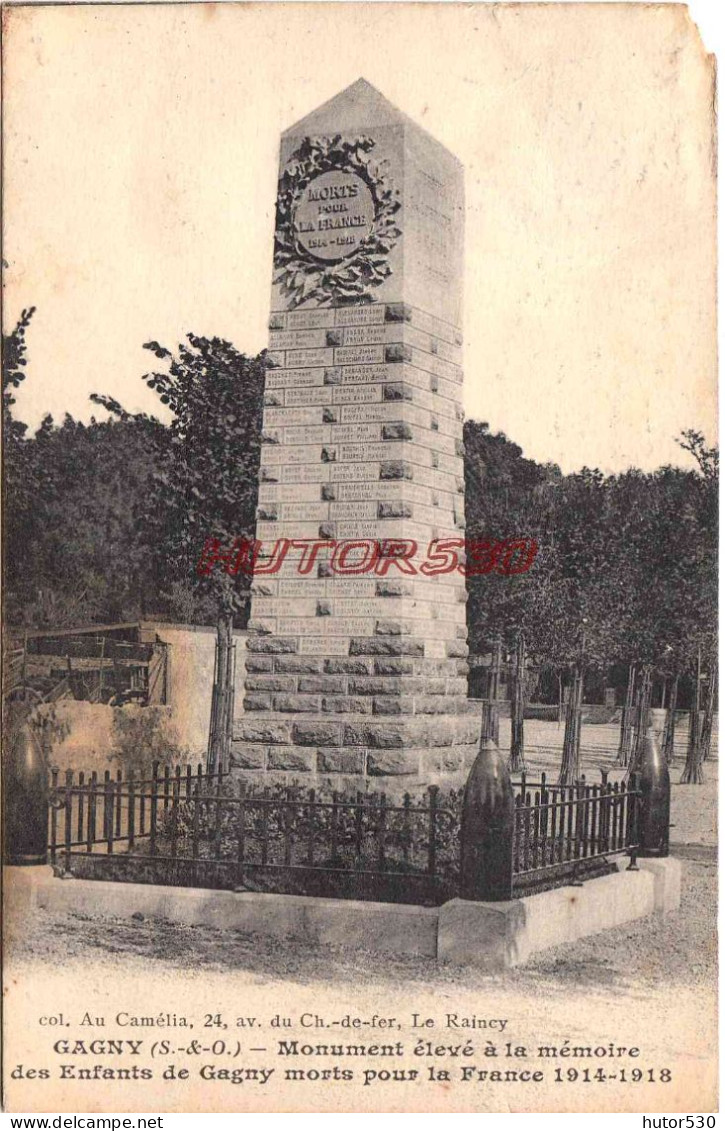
<box><xmin>235</xmin><ymin>79</ymin><xmax>478</xmax><ymax>792</ymax></box>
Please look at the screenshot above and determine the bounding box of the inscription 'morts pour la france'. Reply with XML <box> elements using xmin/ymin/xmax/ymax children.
<box><xmin>294</xmin><ymin>170</ymin><xmax>375</xmax><ymax>261</ymax></box>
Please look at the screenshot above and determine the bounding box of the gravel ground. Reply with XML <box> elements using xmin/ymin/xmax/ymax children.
<box><xmin>5</xmin><ymin>855</ymin><xmax>716</xmax><ymax>1112</ymax></box>
<box><xmin>504</xmin><ymin>718</ymin><xmax>718</xmax><ymax>849</ymax></box>
<box><xmin>9</xmin><ymin>855</ymin><xmax>715</xmax><ymax>995</ymax></box>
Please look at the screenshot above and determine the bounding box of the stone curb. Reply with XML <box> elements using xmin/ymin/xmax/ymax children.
<box><xmin>4</xmin><ymin>858</ymin><xmax>681</xmax><ymax>970</ymax></box>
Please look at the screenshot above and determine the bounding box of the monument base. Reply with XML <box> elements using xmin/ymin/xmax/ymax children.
<box><xmin>15</xmin><ymin>858</ymin><xmax>681</xmax><ymax>969</ymax></box>
<box><xmin>232</xmin><ymin>699</ymin><xmax>481</xmax><ymax>796</ymax></box>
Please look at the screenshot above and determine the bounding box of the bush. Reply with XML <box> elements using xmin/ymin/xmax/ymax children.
<box><xmin>110</xmin><ymin>707</ymin><xmax>188</xmax><ymax>777</ymax></box>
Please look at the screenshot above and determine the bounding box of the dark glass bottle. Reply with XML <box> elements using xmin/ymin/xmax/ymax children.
<box><xmin>639</xmin><ymin>726</ymin><xmax>670</xmax><ymax>858</ymax></box>
<box><xmin>460</xmin><ymin>738</ymin><xmax>515</xmax><ymax>901</ymax></box>
<box><xmin>3</xmin><ymin>712</ymin><xmax>48</xmax><ymax>866</ymax></box>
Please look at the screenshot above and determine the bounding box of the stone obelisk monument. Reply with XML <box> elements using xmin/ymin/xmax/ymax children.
<box><xmin>235</xmin><ymin>79</ymin><xmax>479</xmax><ymax>791</ymax></box>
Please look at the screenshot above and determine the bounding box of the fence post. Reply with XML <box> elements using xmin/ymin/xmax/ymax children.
<box><xmin>460</xmin><ymin>738</ymin><xmax>514</xmax><ymax>902</ymax></box>
<box><xmin>49</xmin><ymin>767</ymin><xmax>59</xmax><ymax>866</ymax></box>
<box><xmin>149</xmin><ymin>762</ymin><xmax>159</xmax><ymax>857</ymax></box>
<box><xmin>3</xmin><ymin>711</ymin><xmax>49</xmax><ymax>866</ymax></box>
<box><xmin>639</xmin><ymin>726</ymin><xmax>671</xmax><ymax>857</ymax></box>
<box><xmin>64</xmin><ymin>770</ymin><xmax>73</xmax><ymax>874</ymax></box>
<box><xmin>103</xmin><ymin>770</ymin><xmax>111</xmax><ymax>843</ymax></box>
<box><xmin>104</xmin><ymin>775</ymin><xmax>114</xmax><ymax>855</ymax></box>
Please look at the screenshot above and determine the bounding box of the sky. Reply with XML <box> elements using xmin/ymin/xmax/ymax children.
<box><xmin>3</xmin><ymin>2</ymin><xmax>717</xmax><ymax>473</ymax></box>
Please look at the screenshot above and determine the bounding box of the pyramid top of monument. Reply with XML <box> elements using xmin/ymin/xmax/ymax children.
<box><xmin>282</xmin><ymin>78</ymin><xmax>458</xmax><ymax>165</ymax></box>
<box><xmin>283</xmin><ymin>79</ymin><xmax>407</xmax><ymax>135</ymax></box>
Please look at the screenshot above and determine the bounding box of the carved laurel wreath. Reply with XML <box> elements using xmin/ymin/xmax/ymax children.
<box><xmin>274</xmin><ymin>135</ymin><xmax>402</xmax><ymax>308</ymax></box>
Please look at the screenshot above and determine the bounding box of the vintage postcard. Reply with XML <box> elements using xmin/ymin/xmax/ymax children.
<box><xmin>1</xmin><ymin>1</ymin><xmax>718</xmax><ymax>1116</ymax></box>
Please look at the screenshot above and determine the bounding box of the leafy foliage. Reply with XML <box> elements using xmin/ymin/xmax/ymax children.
<box><xmin>3</xmin><ymin>309</ymin><xmax>39</xmax><ymax>594</ymax></box>
<box><xmin>110</xmin><ymin>709</ymin><xmax>187</xmax><ymax>776</ymax></box>
<box><xmin>2</xmin><ymin>306</ymin><xmax>36</xmax><ymax>398</ymax></box>
<box><xmin>464</xmin><ymin>423</ymin><xmax>718</xmax><ymax>682</ymax></box>
<box><xmin>4</xmin><ymin>408</ymin><xmax>163</xmax><ymax>627</ymax></box>
<box><xmin>2</xmin><ymin>317</ymin><xmax>265</xmax><ymax>629</ymax></box>
<box><xmin>137</xmin><ymin>333</ymin><xmax>266</xmax><ymax>623</ymax></box>
<box><xmin>154</xmin><ymin>781</ymin><xmax>462</xmax><ymax>903</ymax></box>
<box><xmin>677</xmin><ymin>428</ymin><xmax>719</xmax><ymax>481</ymax></box>
<box><xmin>3</xmin><ymin>307</ymin><xmax>716</xmax><ymax>706</ymax></box>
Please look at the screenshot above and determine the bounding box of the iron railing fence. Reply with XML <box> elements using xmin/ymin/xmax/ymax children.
<box><xmin>48</xmin><ymin>763</ymin><xmax>226</xmax><ymax>861</ymax></box>
<box><xmin>48</xmin><ymin>764</ymin><xmax>460</xmax><ymax>904</ymax></box>
<box><xmin>512</xmin><ymin>771</ymin><xmax>640</xmax><ymax>888</ymax></box>
<box><xmin>48</xmin><ymin>761</ymin><xmax>644</xmax><ymax>903</ymax></box>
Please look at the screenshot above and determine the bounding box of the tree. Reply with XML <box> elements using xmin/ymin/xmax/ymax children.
<box><xmin>464</xmin><ymin>419</ymin><xmax>560</xmax><ymax>656</ymax></box>
<box><xmin>2</xmin><ymin>307</ymin><xmax>40</xmax><ymax>616</ymax></box>
<box><xmin>5</xmin><ymin>313</ymin><xmax>715</xmax><ymax>781</ymax></box>
<box><xmin>464</xmin><ymin>418</ymin><xmax>717</xmax><ymax>781</ymax></box>
<box><xmin>509</xmin><ymin>631</ymin><xmax>526</xmax><ymax>772</ymax></box>
<box><xmin>27</xmin><ymin>411</ymin><xmax>163</xmax><ymax>625</ymax></box>
<box><xmin>3</xmin><ymin>318</ymin><xmax>265</xmax><ymax>774</ymax></box>
<box><xmin>677</xmin><ymin>428</ymin><xmax>718</xmax><ymax>481</ymax></box>
<box><xmin>136</xmin><ymin>334</ymin><xmax>266</xmax><ymax>771</ymax></box>
<box><xmin>700</xmin><ymin>655</ymin><xmax>718</xmax><ymax>762</ymax></box>
<box><xmin>3</xmin><ymin>308</ymin><xmax>170</xmax><ymax>627</ymax></box>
